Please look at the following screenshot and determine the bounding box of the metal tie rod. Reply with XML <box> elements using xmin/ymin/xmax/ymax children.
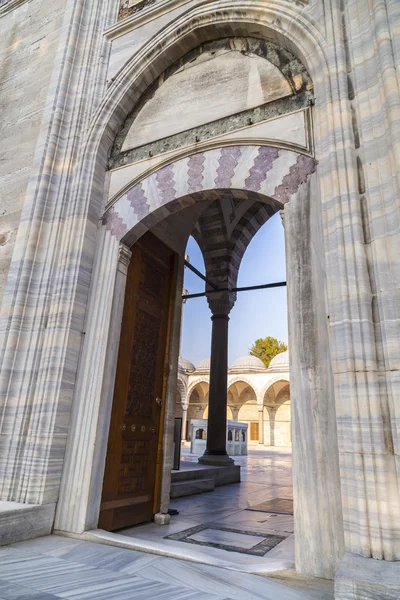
<box><xmin>182</xmin><ymin>281</ymin><xmax>287</xmax><ymax>300</ymax></box>
<box><xmin>184</xmin><ymin>260</ymin><xmax>219</xmax><ymax>290</ymax></box>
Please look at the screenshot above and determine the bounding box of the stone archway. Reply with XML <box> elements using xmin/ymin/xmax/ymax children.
<box><xmin>54</xmin><ymin>38</ymin><xmax>342</xmax><ymax>581</ymax></box>
<box><xmin>57</xmin><ymin>150</ymin><xmax>341</xmax><ymax>578</ymax></box>
<box><xmin>0</xmin><ymin>3</ymin><xmax>355</xmax><ymax>583</ymax></box>
<box><xmin>103</xmin><ymin>145</ymin><xmax>315</xmax><ymax>243</ymax></box>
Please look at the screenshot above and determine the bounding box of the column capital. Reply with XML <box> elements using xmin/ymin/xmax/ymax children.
<box><xmin>117</xmin><ymin>244</ymin><xmax>132</xmax><ymax>275</ymax></box>
<box><xmin>207</xmin><ymin>291</ymin><xmax>236</xmax><ymax>316</ymax></box>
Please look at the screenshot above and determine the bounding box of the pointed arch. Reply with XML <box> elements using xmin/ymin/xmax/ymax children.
<box><xmin>261</xmin><ymin>376</ymin><xmax>291</xmax><ymax>403</ymax></box>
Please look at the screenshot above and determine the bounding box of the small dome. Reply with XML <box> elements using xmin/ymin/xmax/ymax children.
<box><xmin>230</xmin><ymin>355</ymin><xmax>267</xmax><ymax>372</ymax></box>
<box><xmin>268</xmin><ymin>350</ymin><xmax>289</xmax><ymax>371</ymax></box>
<box><xmin>195</xmin><ymin>357</ymin><xmax>211</xmax><ymax>372</ymax></box>
<box><xmin>178</xmin><ymin>356</ymin><xmax>195</xmax><ymax>373</ymax></box>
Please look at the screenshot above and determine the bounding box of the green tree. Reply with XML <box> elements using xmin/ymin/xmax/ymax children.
<box><xmin>250</xmin><ymin>336</ymin><xmax>287</xmax><ymax>368</ymax></box>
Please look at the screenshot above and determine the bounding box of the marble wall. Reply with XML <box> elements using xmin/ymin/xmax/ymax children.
<box><xmin>0</xmin><ymin>0</ymin><xmax>67</xmax><ymax>301</ymax></box>
<box><xmin>0</xmin><ymin>0</ymin><xmax>399</xmax><ymax>597</ymax></box>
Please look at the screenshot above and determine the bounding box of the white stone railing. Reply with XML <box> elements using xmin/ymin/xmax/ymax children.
<box><xmin>190</xmin><ymin>419</ymin><xmax>248</xmax><ymax>456</ymax></box>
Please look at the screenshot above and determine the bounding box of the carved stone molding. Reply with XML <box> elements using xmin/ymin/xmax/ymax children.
<box><xmin>117</xmin><ymin>0</ymin><xmax>308</xmax><ymax>24</ymax></box>
<box><xmin>118</xmin><ymin>0</ymin><xmax>156</xmax><ymax>21</ymax></box>
<box><xmin>118</xmin><ymin>243</ymin><xmax>132</xmax><ymax>269</ymax></box>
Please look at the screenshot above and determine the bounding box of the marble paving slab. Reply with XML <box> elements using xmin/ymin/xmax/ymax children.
<box><xmin>211</xmin><ymin>510</ymin><xmax>294</xmax><ymax>535</ymax></box>
<box><xmin>247</xmin><ymin>498</ymin><xmax>293</xmax><ymax>514</ymax></box>
<box><xmin>188</xmin><ymin>528</ymin><xmax>268</xmax><ymax>550</ymax></box>
<box><xmin>165</xmin><ymin>524</ymin><xmax>286</xmax><ymax>556</ymax></box>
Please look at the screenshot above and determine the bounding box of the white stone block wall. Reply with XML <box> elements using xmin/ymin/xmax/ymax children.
<box><xmin>0</xmin><ymin>0</ymin><xmax>398</xmax><ymax>596</ymax></box>
<box><xmin>0</xmin><ymin>0</ymin><xmax>67</xmax><ymax>300</ymax></box>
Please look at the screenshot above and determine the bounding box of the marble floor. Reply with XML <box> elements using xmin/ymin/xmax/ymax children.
<box><xmin>1</xmin><ymin>534</ymin><xmax>334</xmax><ymax>600</ymax></box>
<box><xmin>120</xmin><ymin>447</ymin><xmax>296</xmax><ymax>566</ymax></box>
<box><xmin>0</xmin><ymin>448</ymin><xmax>334</xmax><ymax>599</ymax></box>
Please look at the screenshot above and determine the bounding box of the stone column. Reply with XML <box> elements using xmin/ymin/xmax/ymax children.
<box><xmin>258</xmin><ymin>406</ymin><xmax>264</xmax><ymax>445</ymax></box>
<box><xmin>199</xmin><ymin>292</ymin><xmax>235</xmax><ymax>465</ymax></box>
<box><xmin>181</xmin><ymin>404</ymin><xmax>188</xmax><ymax>441</ymax></box>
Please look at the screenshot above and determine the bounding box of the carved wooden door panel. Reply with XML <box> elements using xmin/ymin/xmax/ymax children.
<box><xmin>99</xmin><ymin>232</ymin><xmax>176</xmax><ymax>531</ymax></box>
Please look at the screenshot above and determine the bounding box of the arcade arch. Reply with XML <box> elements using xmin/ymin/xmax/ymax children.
<box><xmin>227</xmin><ymin>380</ymin><xmax>258</xmax><ymax>439</ymax></box>
<box><xmin>187</xmin><ymin>380</ymin><xmax>210</xmax><ymax>434</ymax></box>
<box><xmin>263</xmin><ymin>379</ymin><xmax>291</xmax><ymax>447</ymax></box>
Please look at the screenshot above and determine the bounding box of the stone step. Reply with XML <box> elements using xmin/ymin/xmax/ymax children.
<box><xmin>170</xmin><ymin>477</ymin><xmax>215</xmax><ymax>498</ymax></box>
<box><xmin>171</xmin><ymin>466</ymin><xmax>219</xmax><ymax>483</ymax></box>
<box><xmin>171</xmin><ymin>464</ymin><xmax>240</xmax><ymax>487</ymax></box>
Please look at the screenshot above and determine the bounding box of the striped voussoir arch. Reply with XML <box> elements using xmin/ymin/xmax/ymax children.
<box><xmin>103</xmin><ymin>145</ymin><xmax>316</xmax><ymax>240</ymax></box>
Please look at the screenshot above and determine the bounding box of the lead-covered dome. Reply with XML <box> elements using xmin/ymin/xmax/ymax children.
<box><xmin>229</xmin><ymin>355</ymin><xmax>267</xmax><ymax>373</ymax></box>
<box><xmin>268</xmin><ymin>350</ymin><xmax>289</xmax><ymax>372</ymax></box>
<box><xmin>178</xmin><ymin>356</ymin><xmax>195</xmax><ymax>373</ymax></box>
<box><xmin>195</xmin><ymin>357</ymin><xmax>211</xmax><ymax>372</ymax></box>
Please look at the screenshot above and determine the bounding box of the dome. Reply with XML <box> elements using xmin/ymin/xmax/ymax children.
<box><xmin>178</xmin><ymin>356</ymin><xmax>195</xmax><ymax>373</ymax></box>
<box><xmin>195</xmin><ymin>357</ymin><xmax>211</xmax><ymax>372</ymax></box>
<box><xmin>229</xmin><ymin>355</ymin><xmax>267</xmax><ymax>372</ymax></box>
<box><xmin>268</xmin><ymin>350</ymin><xmax>289</xmax><ymax>371</ymax></box>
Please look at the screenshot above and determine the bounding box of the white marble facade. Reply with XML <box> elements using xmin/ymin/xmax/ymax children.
<box><xmin>0</xmin><ymin>1</ymin><xmax>399</xmax><ymax>598</ymax></box>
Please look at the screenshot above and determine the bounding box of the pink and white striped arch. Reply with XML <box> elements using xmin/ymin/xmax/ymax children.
<box><xmin>103</xmin><ymin>145</ymin><xmax>316</xmax><ymax>240</ymax></box>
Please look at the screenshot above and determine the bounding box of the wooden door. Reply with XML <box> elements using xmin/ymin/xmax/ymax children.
<box><xmin>99</xmin><ymin>232</ymin><xmax>176</xmax><ymax>531</ymax></box>
<box><xmin>250</xmin><ymin>422</ymin><xmax>259</xmax><ymax>441</ymax></box>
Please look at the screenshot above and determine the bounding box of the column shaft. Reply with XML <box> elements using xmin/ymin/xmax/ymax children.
<box><xmin>199</xmin><ymin>313</ymin><xmax>233</xmax><ymax>465</ymax></box>
<box><xmin>258</xmin><ymin>408</ymin><xmax>264</xmax><ymax>445</ymax></box>
<box><xmin>181</xmin><ymin>407</ymin><xmax>188</xmax><ymax>442</ymax></box>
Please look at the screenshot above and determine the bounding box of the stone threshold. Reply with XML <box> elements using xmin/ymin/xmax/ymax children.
<box><xmin>54</xmin><ymin>527</ymin><xmax>295</xmax><ymax>576</ymax></box>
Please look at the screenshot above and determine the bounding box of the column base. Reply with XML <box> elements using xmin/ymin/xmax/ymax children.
<box><xmin>335</xmin><ymin>552</ymin><xmax>400</xmax><ymax>599</ymax></box>
<box><xmin>198</xmin><ymin>453</ymin><xmax>234</xmax><ymax>466</ymax></box>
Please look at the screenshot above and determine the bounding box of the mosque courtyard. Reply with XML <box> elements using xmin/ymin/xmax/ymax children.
<box><xmin>0</xmin><ymin>448</ymin><xmax>334</xmax><ymax>600</ymax></box>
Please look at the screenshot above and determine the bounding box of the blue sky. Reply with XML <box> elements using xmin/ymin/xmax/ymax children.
<box><xmin>180</xmin><ymin>212</ymin><xmax>288</xmax><ymax>367</ymax></box>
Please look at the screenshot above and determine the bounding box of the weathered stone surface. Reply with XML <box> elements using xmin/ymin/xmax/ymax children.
<box><xmin>0</xmin><ymin>2</ymin><xmax>398</xmax><ymax>600</ymax></box>
<box><xmin>0</xmin><ymin>0</ymin><xmax>66</xmax><ymax>301</ymax></box>
<box><xmin>335</xmin><ymin>553</ymin><xmax>400</xmax><ymax>600</ymax></box>
<box><xmin>0</xmin><ymin>502</ymin><xmax>56</xmax><ymax>546</ymax></box>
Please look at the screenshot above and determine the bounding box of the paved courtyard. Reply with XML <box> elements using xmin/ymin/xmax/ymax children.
<box><xmin>0</xmin><ymin>449</ymin><xmax>334</xmax><ymax>599</ymax></box>
<box><xmin>121</xmin><ymin>447</ymin><xmax>295</xmax><ymax>565</ymax></box>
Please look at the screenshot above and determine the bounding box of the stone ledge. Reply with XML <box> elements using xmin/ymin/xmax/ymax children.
<box><xmin>335</xmin><ymin>552</ymin><xmax>400</xmax><ymax>600</ymax></box>
<box><xmin>0</xmin><ymin>501</ymin><xmax>56</xmax><ymax>546</ymax></box>
<box><xmin>105</xmin><ymin>0</ymin><xmax>191</xmax><ymax>40</ymax></box>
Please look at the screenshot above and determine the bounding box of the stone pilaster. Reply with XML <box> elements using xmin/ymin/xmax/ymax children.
<box><xmin>54</xmin><ymin>231</ymin><xmax>129</xmax><ymax>534</ymax></box>
<box><xmin>285</xmin><ymin>177</ymin><xmax>345</xmax><ymax>579</ymax></box>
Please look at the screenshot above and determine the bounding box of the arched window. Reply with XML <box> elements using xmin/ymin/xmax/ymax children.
<box><xmin>195</xmin><ymin>428</ymin><xmax>206</xmax><ymax>440</ymax></box>
<box><xmin>228</xmin><ymin>430</ymin><xmax>233</xmax><ymax>441</ymax></box>
<box><xmin>235</xmin><ymin>430</ymin><xmax>240</xmax><ymax>442</ymax></box>
<box><xmin>241</xmin><ymin>431</ymin><xmax>246</xmax><ymax>442</ymax></box>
